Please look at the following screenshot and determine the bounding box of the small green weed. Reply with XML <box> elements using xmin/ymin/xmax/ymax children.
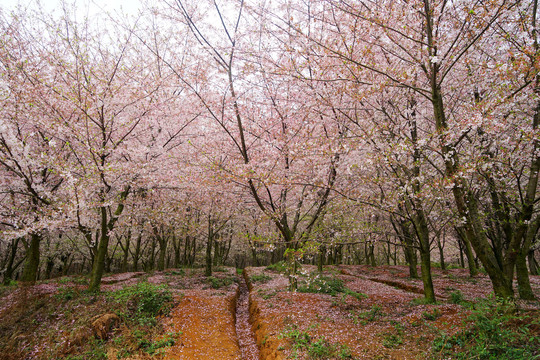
<box><xmin>109</xmin><ymin>281</ymin><xmax>174</xmax><ymax>324</ymax></box>
<box><xmin>141</xmin><ymin>331</ymin><xmax>181</xmax><ymax>355</ymax></box>
<box><xmin>383</xmin><ymin>334</ymin><xmax>403</xmax><ymax>349</ymax></box>
<box><xmin>55</xmin><ymin>286</ymin><xmax>77</xmax><ymax>301</ymax></box>
<box><xmin>297</xmin><ymin>274</ymin><xmax>366</xmax><ymax>302</ymax></box>
<box><xmin>411</xmin><ymin>297</ymin><xmax>436</xmax><ymax>306</ymax></box>
<box><xmin>449</xmin><ymin>290</ymin><xmax>465</xmax><ymax>305</ymax></box>
<box><xmin>258</xmin><ymin>289</ymin><xmax>277</xmax><ymax>300</ymax></box>
<box><xmin>251</xmin><ymin>274</ymin><xmax>272</xmax><ymax>283</ymax></box>
<box><xmin>167</xmin><ymin>269</ymin><xmax>185</xmax><ymax>276</ymax></box>
<box><xmin>207</xmin><ymin>276</ymin><xmax>235</xmax><ymax>289</ymax></box>
<box><xmin>278</xmin><ymin>325</ymin><xmax>354</xmax><ymax>359</ymax></box>
<box><xmin>422</xmin><ymin>308</ymin><xmax>442</xmax><ymax>321</ymax></box>
<box><xmin>266</xmin><ymin>261</ymin><xmax>287</xmax><ymax>273</ymax></box>
<box><xmin>351</xmin><ymin>305</ymin><xmax>384</xmax><ymax>325</ymax></box>
<box><xmin>431</xmin><ymin>297</ymin><xmax>540</xmax><ymax>359</ymax></box>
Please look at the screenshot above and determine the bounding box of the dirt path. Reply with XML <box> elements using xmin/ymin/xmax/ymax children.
<box><xmin>162</xmin><ymin>274</ymin><xmax>261</xmax><ymax>360</ymax></box>
<box><xmin>235</xmin><ymin>275</ymin><xmax>261</xmax><ymax>360</ymax></box>
<box><xmin>163</xmin><ymin>290</ymin><xmax>242</xmax><ymax>360</ymax></box>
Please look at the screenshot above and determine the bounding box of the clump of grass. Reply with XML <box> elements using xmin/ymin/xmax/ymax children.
<box><xmin>298</xmin><ymin>276</ymin><xmax>345</xmax><ymax>295</ymax></box>
<box><xmin>106</xmin><ymin>282</ymin><xmax>178</xmax><ymax>358</ymax></box>
<box><xmin>109</xmin><ymin>281</ymin><xmax>174</xmax><ymax>324</ymax></box>
<box><xmin>411</xmin><ymin>297</ymin><xmax>437</xmax><ymax>306</ymax></box>
<box><xmin>167</xmin><ymin>269</ymin><xmax>185</xmax><ymax>276</ymax></box>
<box><xmin>251</xmin><ymin>274</ymin><xmax>272</xmax><ymax>283</ymax></box>
<box><xmin>266</xmin><ymin>261</ymin><xmax>287</xmax><ymax>273</ymax></box>
<box><xmin>449</xmin><ymin>290</ymin><xmax>465</xmax><ymax>305</ymax></box>
<box><xmin>350</xmin><ymin>304</ymin><xmax>384</xmax><ymax>325</ymax></box>
<box><xmin>278</xmin><ymin>324</ymin><xmax>354</xmax><ymax>359</ymax></box>
<box><xmin>137</xmin><ymin>331</ymin><xmax>181</xmax><ymax>355</ymax></box>
<box><xmin>207</xmin><ymin>276</ymin><xmax>235</xmax><ymax>289</ymax></box>
<box><xmin>55</xmin><ymin>285</ymin><xmax>78</xmax><ymax>301</ymax></box>
<box><xmin>297</xmin><ymin>274</ymin><xmax>367</xmax><ymax>301</ymax></box>
<box><xmin>422</xmin><ymin>308</ymin><xmax>442</xmax><ymax>321</ymax></box>
<box><xmin>383</xmin><ymin>334</ymin><xmax>403</xmax><ymax>349</ymax></box>
<box><xmin>431</xmin><ymin>297</ymin><xmax>540</xmax><ymax>359</ymax></box>
<box><xmin>257</xmin><ymin>288</ymin><xmax>277</xmax><ymax>300</ymax></box>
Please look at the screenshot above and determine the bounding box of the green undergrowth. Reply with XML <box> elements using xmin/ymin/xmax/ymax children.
<box><xmin>0</xmin><ymin>280</ymin><xmax>179</xmax><ymax>359</ymax></box>
<box><xmin>278</xmin><ymin>324</ymin><xmax>355</xmax><ymax>359</ymax></box>
<box><xmin>297</xmin><ymin>274</ymin><xmax>367</xmax><ymax>301</ymax></box>
<box><xmin>0</xmin><ymin>280</ymin><xmax>18</xmax><ymax>297</ymax></box>
<box><xmin>350</xmin><ymin>304</ymin><xmax>385</xmax><ymax>325</ymax></box>
<box><xmin>207</xmin><ymin>275</ymin><xmax>236</xmax><ymax>289</ymax></box>
<box><xmin>108</xmin><ymin>281</ymin><xmax>175</xmax><ymax>325</ymax></box>
<box><xmin>251</xmin><ymin>273</ymin><xmax>272</xmax><ymax>283</ymax></box>
<box><xmin>430</xmin><ymin>297</ymin><xmax>540</xmax><ymax>359</ymax></box>
<box><xmin>266</xmin><ymin>261</ymin><xmax>287</xmax><ymax>273</ymax></box>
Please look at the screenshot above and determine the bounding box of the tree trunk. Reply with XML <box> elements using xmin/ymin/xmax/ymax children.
<box><xmin>458</xmin><ymin>236</ymin><xmax>465</xmax><ymax>268</ymax></box>
<box><xmin>395</xmin><ymin>219</ymin><xmax>418</xmax><ymax>278</ymax></box>
<box><xmin>89</xmin><ymin>206</ymin><xmax>109</xmax><ymax>292</ymax></box>
<box><xmin>529</xmin><ymin>250</ymin><xmax>539</xmax><ymax>275</ymax></box>
<box><xmin>413</xmin><ymin>213</ymin><xmax>436</xmax><ymax>303</ymax></box>
<box><xmin>318</xmin><ymin>245</ymin><xmax>325</xmax><ymax>272</ymax></box>
<box><xmin>121</xmin><ymin>231</ymin><xmax>131</xmax><ymax>272</ymax></box>
<box><xmin>45</xmin><ymin>257</ymin><xmax>55</xmax><ymax>279</ymax></box>
<box><xmin>205</xmin><ymin>217</ymin><xmax>213</xmax><ymax>277</ymax></box>
<box><xmin>368</xmin><ymin>243</ymin><xmax>376</xmax><ymax>267</ymax></box>
<box><xmin>516</xmin><ymin>218</ymin><xmax>539</xmax><ymax>300</ymax></box>
<box><xmin>158</xmin><ymin>237</ymin><xmax>167</xmax><ymax>271</ymax></box>
<box><xmin>516</xmin><ymin>252</ymin><xmax>535</xmax><ymax>300</ymax></box>
<box><xmin>436</xmin><ymin>235</ymin><xmax>446</xmax><ymax>270</ymax></box>
<box><xmin>21</xmin><ymin>233</ymin><xmax>41</xmax><ymax>283</ymax></box>
<box><xmin>89</xmin><ymin>186</ymin><xmax>130</xmax><ymax>292</ymax></box>
<box><xmin>3</xmin><ymin>238</ymin><xmax>21</xmax><ymax>285</ymax></box>
<box><xmin>190</xmin><ymin>237</ymin><xmax>197</xmax><ymax>267</ymax></box>
<box><xmin>456</xmin><ymin>227</ymin><xmax>477</xmax><ymax>276</ymax></box>
<box><xmin>171</xmin><ymin>234</ymin><xmax>181</xmax><ymax>268</ymax></box>
<box><xmin>205</xmin><ymin>236</ymin><xmax>213</xmax><ymax>277</ymax></box>
<box><xmin>132</xmin><ymin>232</ymin><xmax>142</xmax><ymax>272</ymax></box>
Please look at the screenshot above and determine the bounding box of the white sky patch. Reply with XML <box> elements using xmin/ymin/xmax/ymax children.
<box><xmin>0</xmin><ymin>0</ymin><xmax>143</xmax><ymax>19</ymax></box>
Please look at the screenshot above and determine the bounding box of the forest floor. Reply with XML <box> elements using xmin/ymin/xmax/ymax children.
<box><xmin>0</xmin><ymin>265</ymin><xmax>539</xmax><ymax>360</ymax></box>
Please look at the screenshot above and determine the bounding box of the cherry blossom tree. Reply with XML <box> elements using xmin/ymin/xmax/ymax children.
<box><xmin>302</xmin><ymin>0</ymin><xmax>537</xmax><ymax>298</ymax></box>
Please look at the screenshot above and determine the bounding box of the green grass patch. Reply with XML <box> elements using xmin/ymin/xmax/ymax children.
<box><xmin>297</xmin><ymin>274</ymin><xmax>367</xmax><ymax>301</ymax></box>
<box><xmin>266</xmin><ymin>261</ymin><xmax>287</xmax><ymax>273</ymax></box>
<box><xmin>422</xmin><ymin>308</ymin><xmax>442</xmax><ymax>321</ymax></box>
<box><xmin>251</xmin><ymin>274</ymin><xmax>272</xmax><ymax>283</ymax></box>
<box><xmin>431</xmin><ymin>297</ymin><xmax>540</xmax><ymax>359</ymax></box>
<box><xmin>109</xmin><ymin>281</ymin><xmax>174</xmax><ymax>323</ymax></box>
<box><xmin>207</xmin><ymin>276</ymin><xmax>235</xmax><ymax>289</ymax></box>
<box><xmin>411</xmin><ymin>297</ymin><xmax>437</xmax><ymax>306</ymax></box>
<box><xmin>350</xmin><ymin>304</ymin><xmax>385</xmax><ymax>325</ymax></box>
<box><xmin>278</xmin><ymin>324</ymin><xmax>354</xmax><ymax>359</ymax></box>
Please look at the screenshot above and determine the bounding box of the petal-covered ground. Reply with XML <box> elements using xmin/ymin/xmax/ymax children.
<box><xmin>0</xmin><ymin>265</ymin><xmax>538</xmax><ymax>360</ymax></box>
<box><xmin>244</xmin><ymin>265</ymin><xmax>540</xmax><ymax>360</ymax></box>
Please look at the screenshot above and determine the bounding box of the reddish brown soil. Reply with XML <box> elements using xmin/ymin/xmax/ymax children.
<box><xmin>1</xmin><ymin>266</ymin><xmax>538</xmax><ymax>360</ymax></box>
<box><xmin>163</xmin><ymin>289</ymin><xmax>241</xmax><ymax>359</ymax></box>
<box><xmin>245</xmin><ymin>265</ymin><xmax>540</xmax><ymax>360</ymax></box>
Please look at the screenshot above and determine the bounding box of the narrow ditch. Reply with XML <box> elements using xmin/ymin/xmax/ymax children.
<box><xmin>235</xmin><ymin>275</ymin><xmax>261</xmax><ymax>360</ymax></box>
